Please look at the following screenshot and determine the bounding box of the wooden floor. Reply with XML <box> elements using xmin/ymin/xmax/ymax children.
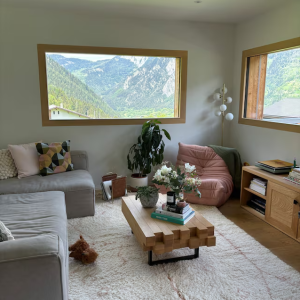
<box><xmin>219</xmin><ymin>198</ymin><xmax>300</xmax><ymax>272</ymax></box>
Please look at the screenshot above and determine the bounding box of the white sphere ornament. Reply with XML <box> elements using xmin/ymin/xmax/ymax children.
<box><xmin>225</xmin><ymin>113</ymin><xmax>234</xmax><ymax>121</ymax></box>
<box><xmin>226</xmin><ymin>97</ymin><xmax>232</xmax><ymax>103</ymax></box>
<box><xmin>220</xmin><ymin>104</ymin><xmax>227</xmax><ymax>112</ymax></box>
<box><xmin>220</xmin><ymin>86</ymin><xmax>228</xmax><ymax>94</ymax></box>
<box><xmin>215</xmin><ymin>110</ymin><xmax>222</xmax><ymax>117</ymax></box>
<box><xmin>213</xmin><ymin>93</ymin><xmax>221</xmax><ymax>101</ymax></box>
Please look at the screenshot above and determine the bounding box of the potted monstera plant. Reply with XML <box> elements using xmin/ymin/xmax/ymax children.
<box><xmin>127</xmin><ymin>119</ymin><xmax>171</xmax><ymax>189</ymax></box>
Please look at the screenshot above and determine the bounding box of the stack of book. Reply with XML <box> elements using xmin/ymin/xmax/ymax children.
<box><xmin>151</xmin><ymin>203</ymin><xmax>195</xmax><ymax>225</ymax></box>
<box><xmin>249</xmin><ymin>177</ymin><xmax>267</xmax><ymax>196</ymax></box>
<box><xmin>255</xmin><ymin>159</ymin><xmax>293</xmax><ymax>174</ymax></box>
<box><xmin>285</xmin><ymin>168</ymin><xmax>300</xmax><ymax>185</ymax></box>
<box><xmin>247</xmin><ymin>197</ymin><xmax>266</xmax><ymax>215</ymax></box>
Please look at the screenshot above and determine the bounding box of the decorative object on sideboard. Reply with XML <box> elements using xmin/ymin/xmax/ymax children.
<box><xmin>127</xmin><ymin>119</ymin><xmax>171</xmax><ymax>189</ymax></box>
<box><xmin>135</xmin><ymin>186</ymin><xmax>159</xmax><ymax>208</ymax></box>
<box><xmin>284</xmin><ymin>167</ymin><xmax>300</xmax><ymax>185</ymax></box>
<box><xmin>255</xmin><ymin>159</ymin><xmax>294</xmax><ymax>174</ymax></box>
<box><xmin>213</xmin><ymin>83</ymin><xmax>234</xmax><ymax>146</ymax></box>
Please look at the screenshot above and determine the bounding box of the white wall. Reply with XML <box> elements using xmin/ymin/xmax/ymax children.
<box><xmin>0</xmin><ymin>6</ymin><xmax>234</xmax><ymax>187</ymax></box>
<box><xmin>229</xmin><ymin>0</ymin><xmax>300</xmax><ymax>164</ymax></box>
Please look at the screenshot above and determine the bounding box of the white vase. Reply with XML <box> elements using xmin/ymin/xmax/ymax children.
<box><xmin>129</xmin><ymin>174</ymin><xmax>148</xmax><ymax>190</ymax></box>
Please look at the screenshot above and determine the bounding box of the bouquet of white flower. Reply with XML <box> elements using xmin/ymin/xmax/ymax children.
<box><xmin>152</xmin><ymin>162</ymin><xmax>201</xmax><ymax>199</ymax></box>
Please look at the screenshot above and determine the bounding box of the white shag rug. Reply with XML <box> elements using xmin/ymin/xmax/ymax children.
<box><xmin>68</xmin><ymin>198</ymin><xmax>300</xmax><ymax>300</ymax></box>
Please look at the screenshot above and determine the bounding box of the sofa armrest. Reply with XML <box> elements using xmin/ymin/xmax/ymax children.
<box><xmin>0</xmin><ymin>234</ymin><xmax>68</xmax><ymax>300</ymax></box>
<box><xmin>71</xmin><ymin>150</ymin><xmax>89</xmax><ymax>171</ymax></box>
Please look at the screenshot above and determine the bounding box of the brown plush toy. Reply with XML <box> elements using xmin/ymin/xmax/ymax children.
<box><xmin>69</xmin><ymin>235</ymin><xmax>98</xmax><ymax>264</ymax></box>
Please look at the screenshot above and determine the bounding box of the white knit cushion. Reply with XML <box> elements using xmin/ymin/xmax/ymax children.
<box><xmin>0</xmin><ymin>221</ymin><xmax>14</xmax><ymax>242</ymax></box>
<box><xmin>0</xmin><ymin>149</ymin><xmax>17</xmax><ymax>180</ymax></box>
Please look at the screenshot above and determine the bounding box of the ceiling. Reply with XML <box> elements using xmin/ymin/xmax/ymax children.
<box><xmin>0</xmin><ymin>0</ymin><xmax>290</xmax><ymax>24</ymax></box>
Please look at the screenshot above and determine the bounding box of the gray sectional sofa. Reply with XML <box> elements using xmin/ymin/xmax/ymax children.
<box><xmin>0</xmin><ymin>151</ymin><xmax>95</xmax><ymax>300</ymax></box>
<box><xmin>0</xmin><ymin>150</ymin><xmax>95</xmax><ymax>219</ymax></box>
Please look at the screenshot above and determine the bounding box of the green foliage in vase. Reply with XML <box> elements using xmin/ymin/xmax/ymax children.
<box><xmin>152</xmin><ymin>162</ymin><xmax>201</xmax><ymax>198</ymax></box>
<box><xmin>127</xmin><ymin>120</ymin><xmax>171</xmax><ymax>177</ymax></box>
<box><xmin>135</xmin><ymin>186</ymin><xmax>159</xmax><ymax>200</ymax></box>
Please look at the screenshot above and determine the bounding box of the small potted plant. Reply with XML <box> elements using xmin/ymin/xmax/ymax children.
<box><xmin>135</xmin><ymin>186</ymin><xmax>160</xmax><ymax>208</ymax></box>
<box><xmin>127</xmin><ymin>119</ymin><xmax>171</xmax><ymax>189</ymax></box>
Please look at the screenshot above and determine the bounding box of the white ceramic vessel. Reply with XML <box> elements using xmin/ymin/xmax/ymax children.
<box><xmin>129</xmin><ymin>174</ymin><xmax>148</xmax><ymax>189</ymax></box>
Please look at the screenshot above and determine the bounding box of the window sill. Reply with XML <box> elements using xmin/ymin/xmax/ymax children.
<box><xmin>238</xmin><ymin>117</ymin><xmax>300</xmax><ymax>133</ymax></box>
<box><xmin>42</xmin><ymin>117</ymin><xmax>186</xmax><ymax>126</ymax></box>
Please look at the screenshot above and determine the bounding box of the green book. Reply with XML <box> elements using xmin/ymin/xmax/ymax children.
<box><xmin>151</xmin><ymin>210</ymin><xmax>195</xmax><ymax>225</ymax></box>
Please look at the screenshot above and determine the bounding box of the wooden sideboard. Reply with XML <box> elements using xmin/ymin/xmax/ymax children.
<box><xmin>240</xmin><ymin>166</ymin><xmax>300</xmax><ymax>242</ymax></box>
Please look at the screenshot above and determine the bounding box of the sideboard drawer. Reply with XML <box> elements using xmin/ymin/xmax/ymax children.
<box><xmin>265</xmin><ymin>181</ymin><xmax>300</xmax><ymax>238</ymax></box>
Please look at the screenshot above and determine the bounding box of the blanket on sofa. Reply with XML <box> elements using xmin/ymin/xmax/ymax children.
<box><xmin>208</xmin><ymin>145</ymin><xmax>242</xmax><ymax>189</ymax></box>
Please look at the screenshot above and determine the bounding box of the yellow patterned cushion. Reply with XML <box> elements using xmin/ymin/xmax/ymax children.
<box><xmin>35</xmin><ymin>140</ymin><xmax>73</xmax><ymax>176</ymax></box>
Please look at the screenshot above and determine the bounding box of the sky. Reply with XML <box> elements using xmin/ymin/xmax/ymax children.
<box><xmin>47</xmin><ymin>53</ymin><xmax>115</xmax><ymax>61</ymax></box>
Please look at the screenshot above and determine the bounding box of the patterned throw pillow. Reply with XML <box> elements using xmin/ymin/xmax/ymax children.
<box><xmin>36</xmin><ymin>140</ymin><xmax>73</xmax><ymax>176</ymax></box>
<box><xmin>0</xmin><ymin>149</ymin><xmax>17</xmax><ymax>180</ymax></box>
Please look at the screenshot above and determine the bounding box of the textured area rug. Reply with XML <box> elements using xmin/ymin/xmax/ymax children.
<box><xmin>68</xmin><ymin>198</ymin><xmax>300</xmax><ymax>300</ymax></box>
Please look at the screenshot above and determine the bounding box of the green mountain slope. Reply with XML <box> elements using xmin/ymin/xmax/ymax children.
<box><xmin>50</xmin><ymin>55</ymin><xmax>136</xmax><ymax>97</ymax></box>
<box><xmin>46</xmin><ymin>56</ymin><xmax>118</xmax><ymax>118</ymax></box>
<box><xmin>264</xmin><ymin>48</ymin><xmax>300</xmax><ymax>107</ymax></box>
<box><xmin>50</xmin><ymin>54</ymin><xmax>176</xmax><ymax>117</ymax></box>
<box><xmin>104</xmin><ymin>57</ymin><xmax>175</xmax><ymax>114</ymax></box>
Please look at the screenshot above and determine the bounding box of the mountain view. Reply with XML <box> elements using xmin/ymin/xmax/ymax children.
<box><xmin>46</xmin><ymin>53</ymin><xmax>176</xmax><ymax>119</ymax></box>
<box><xmin>264</xmin><ymin>48</ymin><xmax>300</xmax><ymax>113</ymax></box>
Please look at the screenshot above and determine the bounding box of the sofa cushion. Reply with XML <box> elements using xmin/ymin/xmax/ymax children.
<box><xmin>0</xmin><ymin>170</ymin><xmax>95</xmax><ymax>218</ymax></box>
<box><xmin>0</xmin><ymin>192</ymin><xmax>67</xmax><ymax>265</ymax></box>
<box><xmin>0</xmin><ymin>192</ymin><xmax>68</xmax><ymax>300</ymax></box>
<box><xmin>36</xmin><ymin>140</ymin><xmax>73</xmax><ymax>176</ymax></box>
<box><xmin>8</xmin><ymin>142</ymin><xmax>40</xmax><ymax>178</ymax></box>
<box><xmin>0</xmin><ymin>192</ymin><xmax>67</xmax><ymax>244</ymax></box>
<box><xmin>0</xmin><ymin>149</ymin><xmax>17</xmax><ymax>180</ymax></box>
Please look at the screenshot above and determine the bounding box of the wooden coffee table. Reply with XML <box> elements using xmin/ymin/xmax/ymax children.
<box><xmin>122</xmin><ymin>194</ymin><xmax>216</xmax><ymax>265</ymax></box>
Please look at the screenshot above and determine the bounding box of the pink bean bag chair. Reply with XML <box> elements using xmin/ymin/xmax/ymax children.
<box><xmin>157</xmin><ymin>143</ymin><xmax>233</xmax><ymax>207</ymax></box>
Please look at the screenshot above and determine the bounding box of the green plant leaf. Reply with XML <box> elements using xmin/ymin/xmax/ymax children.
<box><xmin>141</xmin><ymin>123</ymin><xmax>151</xmax><ymax>137</ymax></box>
<box><xmin>142</xmin><ymin>120</ymin><xmax>150</xmax><ymax>128</ymax></box>
<box><xmin>162</xmin><ymin>129</ymin><xmax>171</xmax><ymax>140</ymax></box>
<box><xmin>159</xmin><ymin>143</ymin><xmax>164</xmax><ymax>155</ymax></box>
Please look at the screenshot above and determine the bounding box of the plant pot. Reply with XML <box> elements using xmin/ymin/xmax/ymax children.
<box><xmin>129</xmin><ymin>174</ymin><xmax>148</xmax><ymax>191</ymax></box>
<box><xmin>139</xmin><ymin>193</ymin><xmax>159</xmax><ymax>208</ymax></box>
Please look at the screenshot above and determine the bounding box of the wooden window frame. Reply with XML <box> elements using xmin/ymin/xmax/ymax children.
<box><xmin>239</xmin><ymin>37</ymin><xmax>300</xmax><ymax>133</ymax></box>
<box><xmin>37</xmin><ymin>44</ymin><xmax>187</xmax><ymax>126</ymax></box>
